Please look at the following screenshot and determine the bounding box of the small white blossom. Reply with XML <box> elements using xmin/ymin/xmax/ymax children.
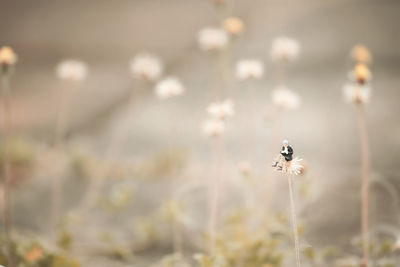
<box><xmin>235</xmin><ymin>59</ymin><xmax>264</xmax><ymax>80</ymax></box>
<box><xmin>271</xmin><ymin>36</ymin><xmax>300</xmax><ymax>62</ymax></box>
<box><xmin>56</xmin><ymin>60</ymin><xmax>88</xmax><ymax>81</ymax></box>
<box><xmin>271</xmin><ymin>86</ymin><xmax>301</xmax><ymax>110</ymax></box>
<box><xmin>202</xmin><ymin>118</ymin><xmax>225</xmax><ymax>137</ymax></box>
<box><xmin>207</xmin><ymin>99</ymin><xmax>234</xmax><ymax>120</ymax></box>
<box><xmin>197</xmin><ymin>28</ymin><xmax>229</xmax><ymax>51</ymax></box>
<box><xmin>130</xmin><ymin>53</ymin><xmax>164</xmax><ymax>81</ymax></box>
<box><xmin>343</xmin><ymin>83</ymin><xmax>371</xmax><ymax>104</ymax></box>
<box><xmin>155</xmin><ymin>77</ymin><xmax>184</xmax><ymax>99</ymax></box>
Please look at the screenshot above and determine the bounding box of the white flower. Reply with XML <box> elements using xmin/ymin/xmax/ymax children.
<box><xmin>235</xmin><ymin>59</ymin><xmax>264</xmax><ymax>80</ymax></box>
<box><xmin>343</xmin><ymin>83</ymin><xmax>371</xmax><ymax>104</ymax></box>
<box><xmin>197</xmin><ymin>28</ymin><xmax>229</xmax><ymax>51</ymax></box>
<box><xmin>56</xmin><ymin>60</ymin><xmax>88</xmax><ymax>81</ymax></box>
<box><xmin>0</xmin><ymin>46</ymin><xmax>18</xmax><ymax>66</ymax></box>
<box><xmin>271</xmin><ymin>36</ymin><xmax>300</xmax><ymax>62</ymax></box>
<box><xmin>155</xmin><ymin>77</ymin><xmax>185</xmax><ymax>99</ymax></box>
<box><xmin>271</xmin><ymin>86</ymin><xmax>301</xmax><ymax>110</ymax></box>
<box><xmin>348</xmin><ymin>63</ymin><xmax>372</xmax><ymax>84</ymax></box>
<box><xmin>207</xmin><ymin>99</ymin><xmax>234</xmax><ymax>119</ymax></box>
<box><xmin>351</xmin><ymin>45</ymin><xmax>372</xmax><ymax>64</ymax></box>
<box><xmin>202</xmin><ymin>118</ymin><xmax>225</xmax><ymax>137</ymax></box>
<box><xmin>238</xmin><ymin>161</ymin><xmax>251</xmax><ymax>175</ymax></box>
<box><xmin>129</xmin><ymin>53</ymin><xmax>164</xmax><ymax>81</ymax></box>
<box><xmin>223</xmin><ymin>17</ymin><xmax>245</xmax><ymax>36</ymax></box>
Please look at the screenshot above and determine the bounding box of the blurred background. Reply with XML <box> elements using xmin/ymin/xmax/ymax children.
<box><xmin>0</xmin><ymin>0</ymin><xmax>400</xmax><ymax>266</ymax></box>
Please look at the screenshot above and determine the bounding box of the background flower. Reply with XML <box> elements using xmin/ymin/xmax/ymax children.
<box><xmin>235</xmin><ymin>59</ymin><xmax>264</xmax><ymax>80</ymax></box>
<box><xmin>271</xmin><ymin>86</ymin><xmax>301</xmax><ymax>110</ymax></box>
<box><xmin>0</xmin><ymin>46</ymin><xmax>18</xmax><ymax>66</ymax></box>
<box><xmin>271</xmin><ymin>36</ymin><xmax>300</xmax><ymax>62</ymax></box>
<box><xmin>130</xmin><ymin>53</ymin><xmax>164</xmax><ymax>81</ymax></box>
<box><xmin>197</xmin><ymin>28</ymin><xmax>229</xmax><ymax>51</ymax></box>
<box><xmin>56</xmin><ymin>60</ymin><xmax>88</xmax><ymax>81</ymax></box>
<box><xmin>223</xmin><ymin>17</ymin><xmax>245</xmax><ymax>36</ymax></box>
<box><xmin>207</xmin><ymin>99</ymin><xmax>234</xmax><ymax>119</ymax></box>
<box><xmin>343</xmin><ymin>83</ymin><xmax>371</xmax><ymax>104</ymax></box>
<box><xmin>155</xmin><ymin>77</ymin><xmax>185</xmax><ymax>99</ymax></box>
<box><xmin>202</xmin><ymin>118</ymin><xmax>225</xmax><ymax>137</ymax></box>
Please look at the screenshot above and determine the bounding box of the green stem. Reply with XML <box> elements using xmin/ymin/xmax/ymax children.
<box><xmin>1</xmin><ymin>74</ymin><xmax>14</xmax><ymax>267</ymax></box>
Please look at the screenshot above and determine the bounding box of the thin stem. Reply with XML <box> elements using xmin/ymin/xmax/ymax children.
<box><xmin>80</xmin><ymin>84</ymin><xmax>142</xmax><ymax>215</ymax></box>
<box><xmin>246</xmin><ymin>81</ymin><xmax>256</xmax><ymax>161</ymax></box>
<box><xmin>1</xmin><ymin>74</ymin><xmax>14</xmax><ymax>267</ymax></box>
<box><xmin>287</xmin><ymin>175</ymin><xmax>301</xmax><ymax>267</ymax></box>
<box><xmin>51</xmin><ymin>82</ymin><xmax>75</xmax><ymax>238</ymax></box>
<box><xmin>209</xmin><ymin>136</ymin><xmax>224</xmax><ymax>254</ymax></box>
<box><xmin>356</xmin><ymin>103</ymin><xmax>370</xmax><ymax>266</ymax></box>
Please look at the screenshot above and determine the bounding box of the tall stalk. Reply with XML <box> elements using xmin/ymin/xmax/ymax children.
<box><xmin>1</xmin><ymin>74</ymin><xmax>14</xmax><ymax>267</ymax></box>
<box><xmin>356</xmin><ymin>102</ymin><xmax>370</xmax><ymax>266</ymax></box>
<box><xmin>209</xmin><ymin>136</ymin><xmax>223</xmax><ymax>253</ymax></box>
<box><xmin>287</xmin><ymin>174</ymin><xmax>301</xmax><ymax>267</ymax></box>
<box><xmin>51</xmin><ymin>83</ymin><xmax>74</xmax><ymax>237</ymax></box>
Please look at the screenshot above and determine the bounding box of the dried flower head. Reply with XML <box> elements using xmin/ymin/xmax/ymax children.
<box><xmin>350</xmin><ymin>63</ymin><xmax>371</xmax><ymax>85</ymax></box>
<box><xmin>238</xmin><ymin>161</ymin><xmax>251</xmax><ymax>176</ymax></box>
<box><xmin>56</xmin><ymin>60</ymin><xmax>88</xmax><ymax>81</ymax></box>
<box><xmin>207</xmin><ymin>99</ymin><xmax>234</xmax><ymax>119</ymax></box>
<box><xmin>202</xmin><ymin>118</ymin><xmax>225</xmax><ymax>137</ymax></box>
<box><xmin>235</xmin><ymin>59</ymin><xmax>264</xmax><ymax>80</ymax></box>
<box><xmin>343</xmin><ymin>83</ymin><xmax>371</xmax><ymax>104</ymax></box>
<box><xmin>155</xmin><ymin>77</ymin><xmax>185</xmax><ymax>99</ymax></box>
<box><xmin>271</xmin><ymin>86</ymin><xmax>301</xmax><ymax>110</ymax></box>
<box><xmin>130</xmin><ymin>53</ymin><xmax>164</xmax><ymax>81</ymax></box>
<box><xmin>223</xmin><ymin>17</ymin><xmax>245</xmax><ymax>36</ymax></box>
<box><xmin>271</xmin><ymin>36</ymin><xmax>300</xmax><ymax>62</ymax></box>
<box><xmin>0</xmin><ymin>46</ymin><xmax>18</xmax><ymax>66</ymax></box>
<box><xmin>272</xmin><ymin>157</ymin><xmax>303</xmax><ymax>175</ymax></box>
<box><xmin>351</xmin><ymin>45</ymin><xmax>372</xmax><ymax>65</ymax></box>
<box><xmin>198</xmin><ymin>28</ymin><xmax>229</xmax><ymax>51</ymax></box>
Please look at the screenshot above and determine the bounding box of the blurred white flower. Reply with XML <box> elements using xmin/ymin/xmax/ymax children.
<box><xmin>351</xmin><ymin>44</ymin><xmax>372</xmax><ymax>65</ymax></box>
<box><xmin>56</xmin><ymin>60</ymin><xmax>88</xmax><ymax>81</ymax></box>
<box><xmin>343</xmin><ymin>83</ymin><xmax>371</xmax><ymax>104</ymax></box>
<box><xmin>155</xmin><ymin>77</ymin><xmax>185</xmax><ymax>99</ymax></box>
<box><xmin>235</xmin><ymin>59</ymin><xmax>264</xmax><ymax>80</ymax></box>
<box><xmin>238</xmin><ymin>161</ymin><xmax>251</xmax><ymax>176</ymax></box>
<box><xmin>223</xmin><ymin>17</ymin><xmax>245</xmax><ymax>36</ymax></box>
<box><xmin>271</xmin><ymin>36</ymin><xmax>300</xmax><ymax>62</ymax></box>
<box><xmin>207</xmin><ymin>99</ymin><xmax>234</xmax><ymax>119</ymax></box>
<box><xmin>197</xmin><ymin>28</ymin><xmax>229</xmax><ymax>51</ymax></box>
<box><xmin>271</xmin><ymin>86</ymin><xmax>301</xmax><ymax>110</ymax></box>
<box><xmin>130</xmin><ymin>53</ymin><xmax>164</xmax><ymax>81</ymax></box>
<box><xmin>348</xmin><ymin>63</ymin><xmax>372</xmax><ymax>85</ymax></box>
<box><xmin>202</xmin><ymin>118</ymin><xmax>225</xmax><ymax>137</ymax></box>
<box><xmin>0</xmin><ymin>46</ymin><xmax>18</xmax><ymax>66</ymax></box>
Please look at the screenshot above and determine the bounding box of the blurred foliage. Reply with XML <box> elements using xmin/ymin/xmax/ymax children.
<box><xmin>0</xmin><ymin>137</ymin><xmax>34</xmax><ymax>185</ymax></box>
<box><xmin>0</xmin><ymin>236</ymin><xmax>80</xmax><ymax>267</ymax></box>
